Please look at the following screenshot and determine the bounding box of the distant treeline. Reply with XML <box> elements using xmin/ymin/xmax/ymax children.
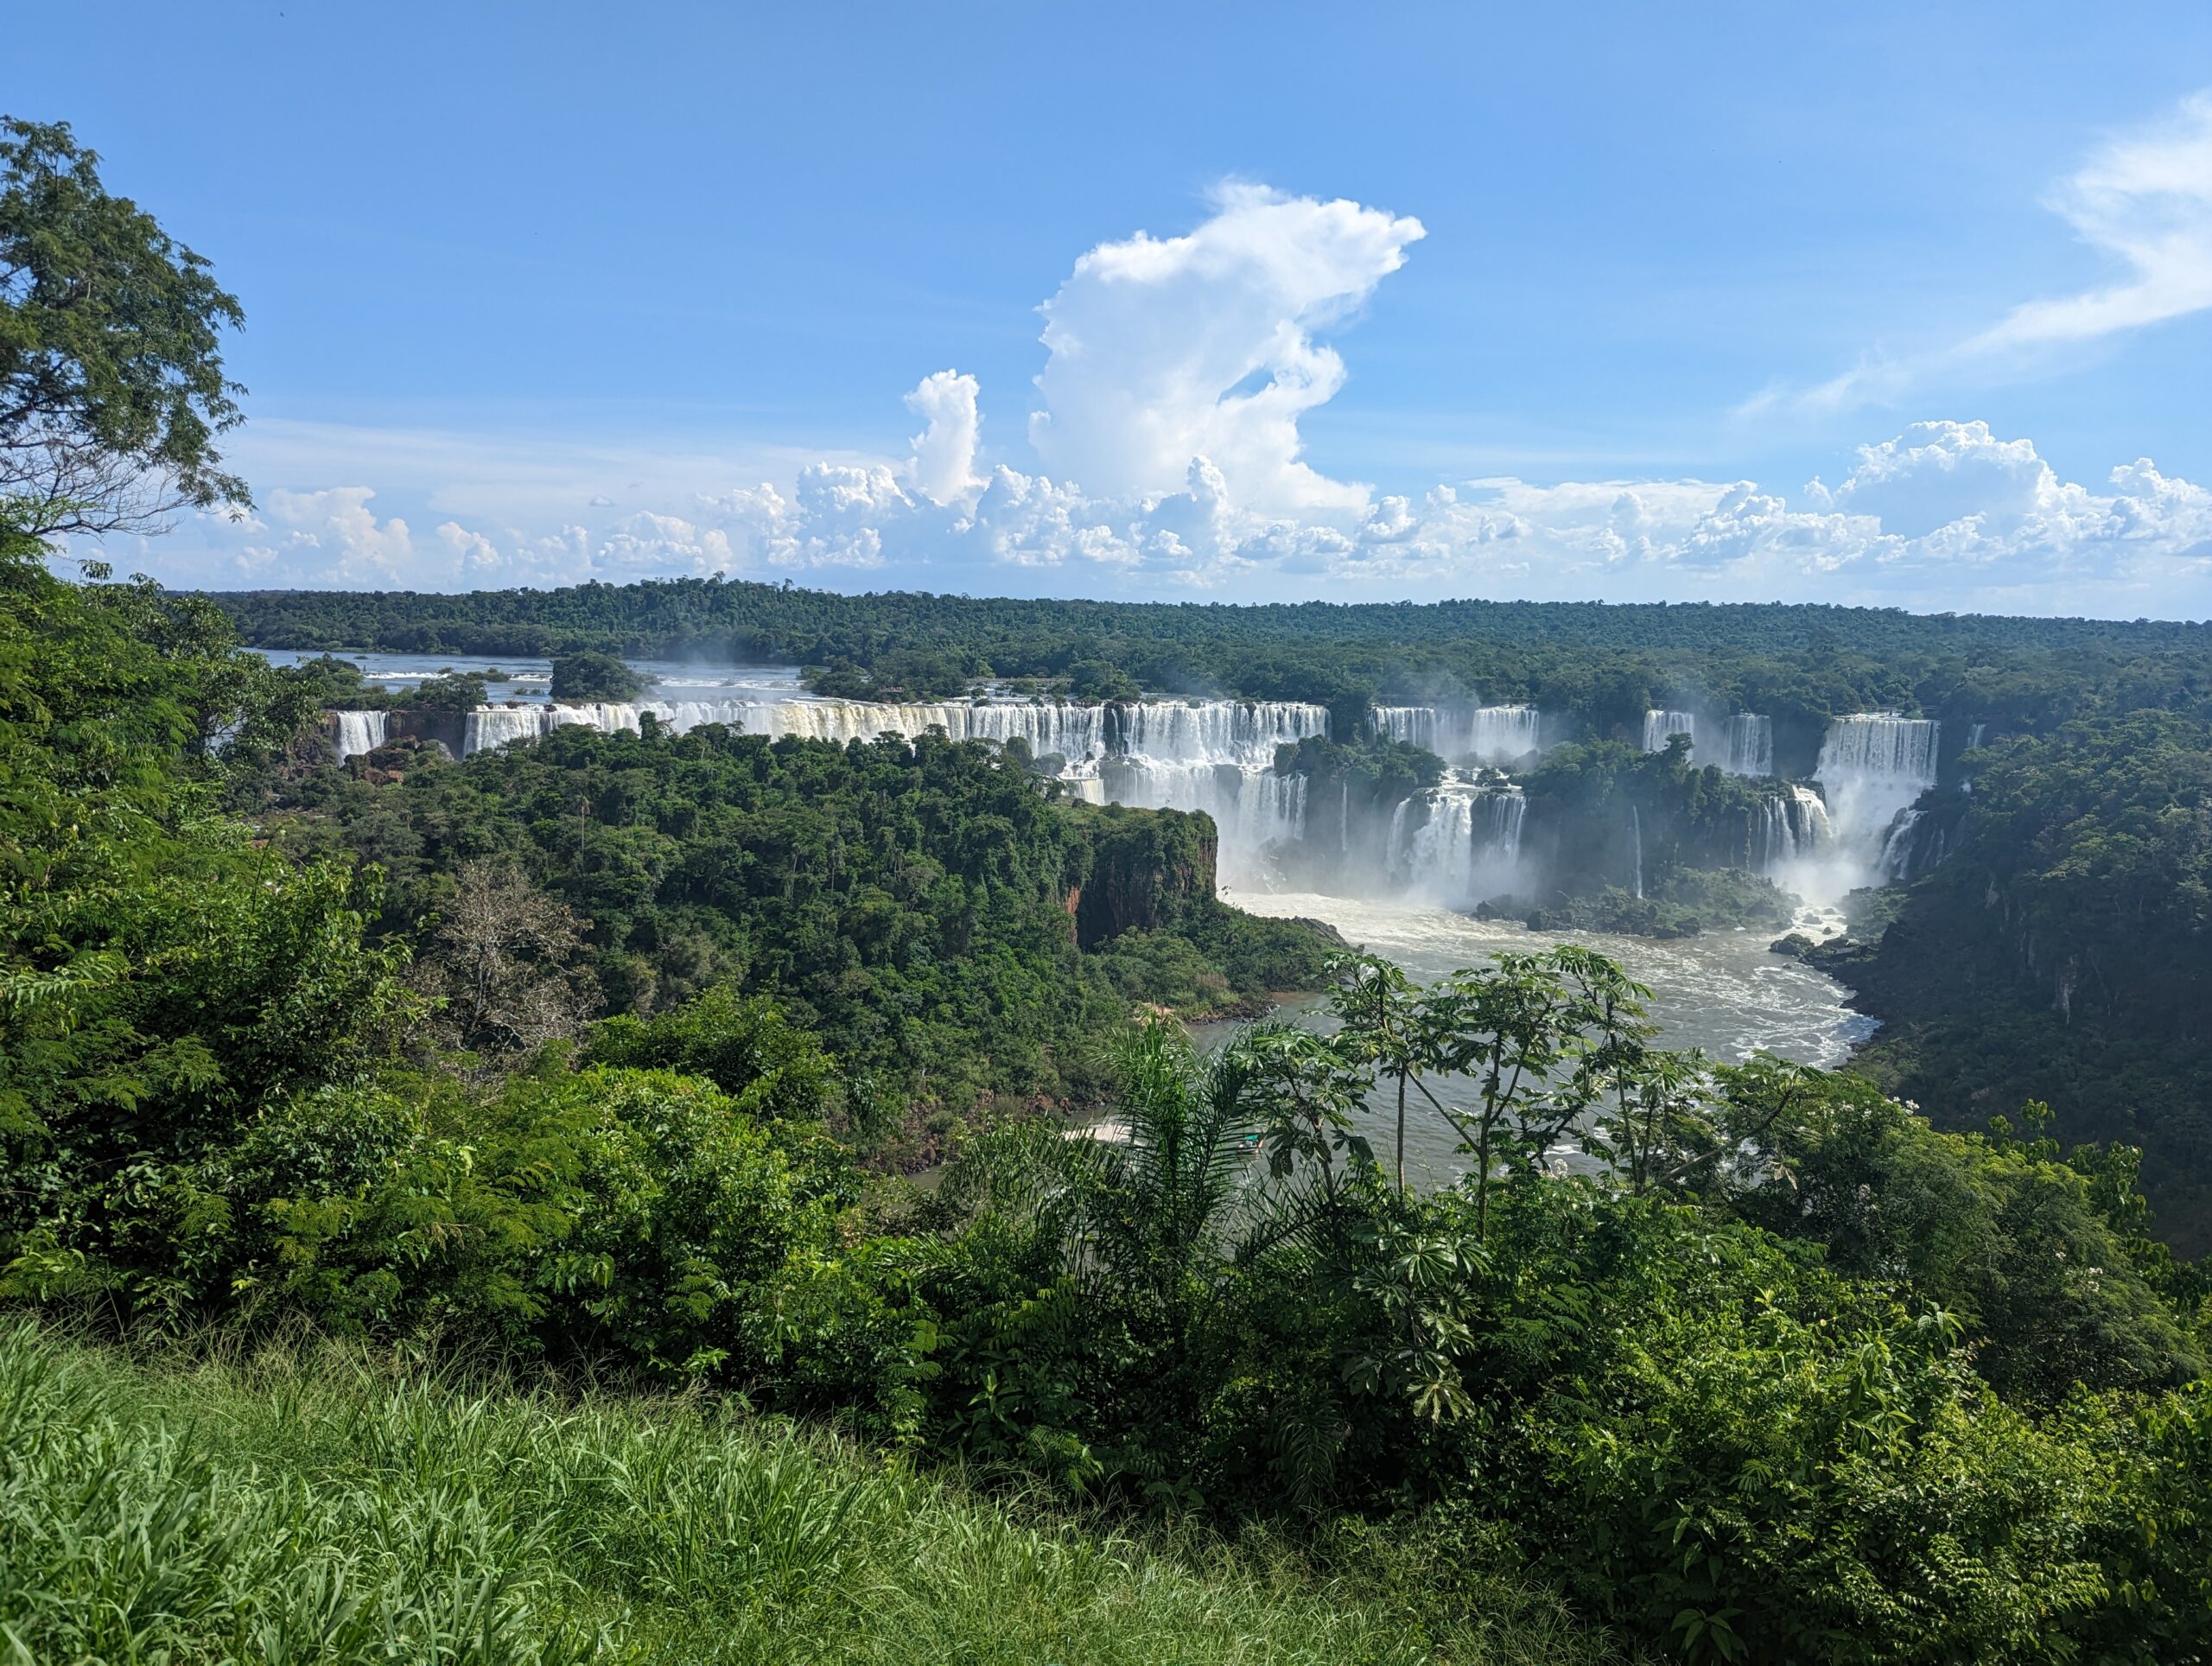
<box><xmin>209</xmin><ymin>577</ymin><xmax>2212</xmax><ymax>664</ymax></box>
<box><xmin>212</xmin><ymin>577</ymin><xmax>2212</xmax><ymax>756</ymax></box>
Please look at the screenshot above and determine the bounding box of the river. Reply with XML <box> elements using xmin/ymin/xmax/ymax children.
<box><xmin>270</xmin><ymin>648</ymin><xmax>1876</xmax><ymax>1183</ymax></box>
<box><xmin>1208</xmin><ymin>887</ymin><xmax>1876</xmax><ymax>1186</ymax></box>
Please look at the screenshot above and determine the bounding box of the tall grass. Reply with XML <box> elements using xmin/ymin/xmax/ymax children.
<box><xmin>0</xmin><ymin>1324</ymin><xmax>1615</xmax><ymax>1664</ymax></box>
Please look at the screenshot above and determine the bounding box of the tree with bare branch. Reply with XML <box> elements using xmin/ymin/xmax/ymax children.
<box><xmin>413</xmin><ymin>861</ymin><xmax>600</xmax><ymax>1058</ymax></box>
<box><xmin>1</xmin><ymin>118</ymin><xmax>248</xmax><ymax>541</ymax></box>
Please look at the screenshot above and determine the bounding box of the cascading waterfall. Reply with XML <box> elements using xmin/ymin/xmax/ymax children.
<box><xmin>1751</xmin><ymin>785</ymin><xmax>1832</xmax><ymax>872</ymax></box>
<box><xmin>1630</xmin><ymin>804</ymin><xmax>1643</xmax><ymax>899</ymax></box>
<box><xmin>333</xmin><ymin>710</ymin><xmax>389</xmax><ymax>761</ymax></box>
<box><xmin>455</xmin><ymin>694</ymin><xmax>1326</xmax><ymax>881</ymax></box>
<box><xmin>1815</xmin><ymin>715</ymin><xmax>1940</xmax><ymax>855</ymax></box>
<box><xmin>1720</xmin><ymin>714</ymin><xmax>1773</xmax><ymax>777</ymax></box>
<box><xmin>1372</xmin><ymin>704</ymin><xmax>1542</xmax><ymax>765</ymax></box>
<box><xmin>1371</xmin><ymin>705</ymin><xmax>1428</xmax><ymax>748</ymax></box>
<box><xmin>1879</xmin><ymin>804</ymin><xmax>1957</xmax><ymax>883</ymax></box>
<box><xmin>1880</xmin><ymin>808</ymin><xmax>1925</xmax><ymax>881</ymax></box>
<box><xmin>1641</xmin><ymin>709</ymin><xmax>1772</xmax><ymax>776</ymax></box>
<box><xmin>1643</xmin><ymin>710</ymin><xmax>1698</xmax><ymax>754</ymax></box>
<box><xmin>1387</xmin><ymin>779</ymin><xmax>1526</xmax><ymax>904</ymax></box>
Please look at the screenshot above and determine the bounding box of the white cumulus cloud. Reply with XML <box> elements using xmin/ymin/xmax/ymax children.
<box><xmin>70</xmin><ymin>180</ymin><xmax>2212</xmax><ymax>620</ymax></box>
<box><xmin>230</xmin><ymin>486</ymin><xmax>416</xmax><ymax>585</ymax></box>
<box><xmin>1028</xmin><ymin>181</ymin><xmax>1424</xmax><ymax>516</ymax></box>
<box><xmin>903</xmin><ymin>370</ymin><xmax>984</xmax><ymax>506</ymax></box>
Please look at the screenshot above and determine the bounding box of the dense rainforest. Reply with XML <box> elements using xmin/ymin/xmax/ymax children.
<box><xmin>1822</xmin><ymin>712</ymin><xmax>2212</xmax><ymax>1253</ymax></box>
<box><xmin>10</xmin><ymin>534</ymin><xmax>2212</xmax><ymax>1660</ymax></box>
<box><xmin>219</xmin><ymin>575</ymin><xmax>2212</xmax><ymax>762</ymax></box>
<box><xmin>270</xmin><ymin>719</ymin><xmax>1336</xmax><ymax>1160</ymax></box>
<box><xmin>234</xmin><ymin>569</ymin><xmax>2212</xmax><ymax>1250</ymax></box>
<box><xmin>8</xmin><ymin>113</ymin><xmax>2212</xmax><ymax>1663</ymax></box>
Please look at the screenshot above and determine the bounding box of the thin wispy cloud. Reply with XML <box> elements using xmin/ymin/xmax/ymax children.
<box><xmin>1969</xmin><ymin>89</ymin><xmax>2212</xmax><ymax>353</ymax></box>
<box><xmin>1746</xmin><ymin>88</ymin><xmax>2212</xmax><ymax>418</ymax></box>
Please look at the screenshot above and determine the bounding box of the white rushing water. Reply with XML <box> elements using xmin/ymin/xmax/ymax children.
<box><xmin>332</xmin><ymin>709</ymin><xmax>389</xmax><ymax>761</ymax></box>
<box><xmin>455</xmin><ymin>693</ymin><xmax>1327</xmax><ymax>883</ymax></box>
<box><xmin>1385</xmin><ymin>779</ymin><xmax>1526</xmax><ymax>905</ymax></box>
<box><xmin>1641</xmin><ymin>709</ymin><xmax>1772</xmax><ymax>776</ymax></box>
<box><xmin>1372</xmin><ymin>704</ymin><xmax>1543</xmax><ymax>765</ymax></box>
<box><xmin>1764</xmin><ymin>712</ymin><xmax>1941</xmax><ymax>906</ymax></box>
<box><xmin>1217</xmin><ymin>888</ymin><xmax>1879</xmax><ymax>1186</ymax></box>
<box><xmin>1815</xmin><ymin>714</ymin><xmax>1939</xmax><ymax>851</ymax></box>
<box><xmin>1719</xmin><ymin>713</ymin><xmax>1773</xmax><ymax>777</ymax></box>
<box><xmin>1752</xmin><ymin>785</ymin><xmax>1833</xmax><ymax>871</ymax></box>
<box><xmin>1643</xmin><ymin>709</ymin><xmax>1699</xmax><ymax>754</ymax></box>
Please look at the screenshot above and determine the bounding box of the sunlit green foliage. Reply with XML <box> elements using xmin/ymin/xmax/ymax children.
<box><xmin>1838</xmin><ymin>711</ymin><xmax>2212</xmax><ymax>1250</ymax></box>
<box><xmin>4</xmin><ymin>1325</ymin><xmax>1614</xmax><ymax>1665</ymax></box>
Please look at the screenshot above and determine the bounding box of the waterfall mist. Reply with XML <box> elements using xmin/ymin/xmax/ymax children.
<box><xmin>1640</xmin><ymin>709</ymin><xmax>1773</xmax><ymax>777</ymax></box>
<box><xmin>1383</xmin><ymin>779</ymin><xmax>1529</xmax><ymax>906</ymax></box>
<box><xmin>1371</xmin><ymin>704</ymin><xmax>1543</xmax><ymax>766</ymax></box>
<box><xmin>1800</xmin><ymin>714</ymin><xmax>1942</xmax><ymax>903</ymax></box>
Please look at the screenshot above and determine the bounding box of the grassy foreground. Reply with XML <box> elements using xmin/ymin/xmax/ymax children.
<box><xmin>0</xmin><ymin>1325</ymin><xmax>1614</xmax><ymax>1665</ymax></box>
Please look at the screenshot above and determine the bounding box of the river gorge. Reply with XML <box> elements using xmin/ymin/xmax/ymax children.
<box><xmin>290</xmin><ymin>652</ymin><xmax>1983</xmax><ymax>1127</ymax></box>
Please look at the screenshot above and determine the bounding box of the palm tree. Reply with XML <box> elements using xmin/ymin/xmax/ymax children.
<box><xmin>1075</xmin><ymin>1021</ymin><xmax>1279</xmax><ymax>1309</ymax></box>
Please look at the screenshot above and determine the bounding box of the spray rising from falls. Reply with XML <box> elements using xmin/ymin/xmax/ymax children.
<box><xmin>1386</xmin><ymin>779</ymin><xmax>1527</xmax><ymax>906</ymax></box>
<box><xmin>1371</xmin><ymin>704</ymin><xmax>1543</xmax><ymax>765</ymax></box>
<box><xmin>1752</xmin><ymin>786</ymin><xmax>1833</xmax><ymax>873</ymax></box>
<box><xmin>1815</xmin><ymin>715</ymin><xmax>1939</xmax><ymax>845</ymax></box>
<box><xmin>458</xmin><ymin>696</ymin><xmax>1328</xmax><ymax>881</ymax></box>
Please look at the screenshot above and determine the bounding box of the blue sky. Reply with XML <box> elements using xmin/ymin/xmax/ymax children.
<box><xmin>10</xmin><ymin>2</ymin><xmax>2212</xmax><ymax>615</ymax></box>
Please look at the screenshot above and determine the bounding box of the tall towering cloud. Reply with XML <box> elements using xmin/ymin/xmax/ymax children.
<box><xmin>85</xmin><ymin>174</ymin><xmax>2212</xmax><ymax>618</ymax></box>
<box><xmin>904</xmin><ymin>370</ymin><xmax>984</xmax><ymax>506</ymax></box>
<box><xmin>1028</xmin><ymin>182</ymin><xmax>1424</xmax><ymax>515</ymax></box>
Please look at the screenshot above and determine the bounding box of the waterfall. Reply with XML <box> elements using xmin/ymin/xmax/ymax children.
<box><xmin>1643</xmin><ymin>710</ymin><xmax>1698</xmax><ymax>754</ymax></box>
<box><xmin>458</xmin><ymin>696</ymin><xmax>1124</xmax><ymax>758</ymax></box>
<box><xmin>453</xmin><ymin>693</ymin><xmax>1328</xmax><ymax>883</ymax></box>
<box><xmin>333</xmin><ymin>710</ymin><xmax>389</xmax><ymax>762</ymax></box>
<box><xmin>1752</xmin><ymin>785</ymin><xmax>1832</xmax><ymax>872</ymax></box>
<box><xmin>461</xmin><ymin>703</ymin><xmax>633</xmax><ymax>754</ymax></box>
<box><xmin>1815</xmin><ymin>714</ymin><xmax>1941</xmax><ymax>859</ymax></box>
<box><xmin>1967</xmin><ymin>722</ymin><xmax>1988</xmax><ymax>750</ymax></box>
<box><xmin>1879</xmin><ymin>808</ymin><xmax>1923</xmax><ymax>881</ymax></box>
<box><xmin>1720</xmin><ymin>714</ymin><xmax>1773</xmax><ymax>777</ymax></box>
<box><xmin>457</xmin><ymin>695</ymin><xmax>1321</xmax><ymax>766</ymax></box>
<box><xmin>1629</xmin><ymin>804</ymin><xmax>1643</xmax><ymax>899</ymax></box>
<box><xmin>1371</xmin><ymin>705</ymin><xmax>1443</xmax><ymax>751</ymax></box>
<box><xmin>1388</xmin><ymin>780</ymin><xmax>1526</xmax><ymax>905</ymax></box>
<box><xmin>1465</xmin><ymin>706</ymin><xmax>1542</xmax><ymax>763</ymax></box>
<box><xmin>1880</xmin><ymin>804</ymin><xmax>1955</xmax><ymax>883</ymax></box>
<box><xmin>1373</xmin><ymin>703</ymin><xmax>1542</xmax><ymax>765</ymax></box>
<box><xmin>1642</xmin><ymin>709</ymin><xmax>1771</xmax><ymax>776</ymax></box>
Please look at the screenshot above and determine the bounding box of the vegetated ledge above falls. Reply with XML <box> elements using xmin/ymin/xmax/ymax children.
<box><xmin>1066</xmin><ymin>804</ymin><xmax>1347</xmax><ymax>1021</ymax></box>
